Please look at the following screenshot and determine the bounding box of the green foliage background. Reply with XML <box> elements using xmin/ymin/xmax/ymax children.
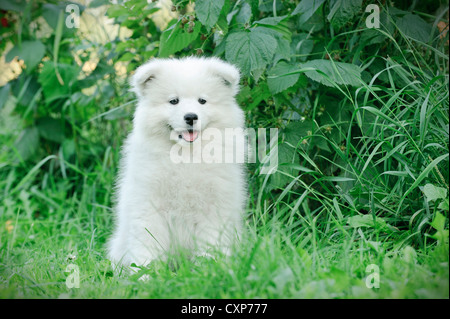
<box><xmin>0</xmin><ymin>0</ymin><xmax>448</xmax><ymax>298</ymax></box>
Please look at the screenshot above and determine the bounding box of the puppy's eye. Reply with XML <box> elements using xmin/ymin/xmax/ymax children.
<box><xmin>198</xmin><ymin>98</ymin><xmax>207</xmax><ymax>105</ymax></box>
<box><xmin>169</xmin><ymin>98</ymin><xmax>179</xmax><ymax>105</ymax></box>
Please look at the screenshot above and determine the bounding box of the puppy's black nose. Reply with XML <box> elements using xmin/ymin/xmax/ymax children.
<box><xmin>184</xmin><ymin>113</ymin><xmax>198</xmax><ymax>126</ymax></box>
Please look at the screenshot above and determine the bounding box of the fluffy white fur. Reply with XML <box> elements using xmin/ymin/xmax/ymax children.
<box><xmin>107</xmin><ymin>57</ymin><xmax>246</xmax><ymax>268</ymax></box>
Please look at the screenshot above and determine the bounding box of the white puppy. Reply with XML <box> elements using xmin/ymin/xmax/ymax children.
<box><xmin>107</xmin><ymin>57</ymin><xmax>247</xmax><ymax>268</ymax></box>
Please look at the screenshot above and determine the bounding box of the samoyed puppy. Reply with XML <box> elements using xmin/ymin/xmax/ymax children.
<box><xmin>107</xmin><ymin>57</ymin><xmax>247</xmax><ymax>268</ymax></box>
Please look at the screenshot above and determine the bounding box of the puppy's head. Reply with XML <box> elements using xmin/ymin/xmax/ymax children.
<box><xmin>131</xmin><ymin>57</ymin><xmax>243</xmax><ymax>146</ymax></box>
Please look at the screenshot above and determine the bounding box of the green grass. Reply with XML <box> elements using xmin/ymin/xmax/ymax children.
<box><xmin>0</xmin><ymin>188</ymin><xmax>447</xmax><ymax>298</ymax></box>
<box><xmin>1</xmin><ymin>67</ymin><xmax>449</xmax><ymax>300</ymax></box>
<box><xmin>1</xmin><ymin>63</ymin><xmax>448</xmax><ymax>297</ymax></box>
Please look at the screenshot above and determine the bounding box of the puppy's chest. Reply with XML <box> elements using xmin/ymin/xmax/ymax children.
<box><xmin>151</xmin><ymin>163</ymin><xmax>235</xmax><ymax>212</ymax></box>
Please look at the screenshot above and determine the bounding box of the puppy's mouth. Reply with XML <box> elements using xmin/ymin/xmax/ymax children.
<box><xmin>178</xmin><ymin>129</ymin><xmax>199</xmax><ymax>143</ymax></box>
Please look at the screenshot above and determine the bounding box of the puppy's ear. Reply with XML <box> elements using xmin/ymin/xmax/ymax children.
<box><xmin>130</xmin><ymin>59</ymin><xmax>161</xmax><ymax>98</ymax></box>
<box><xmin>208</xmin><ymin>58</ymin><xmax>241</xmax><ymax>96</ymax></box>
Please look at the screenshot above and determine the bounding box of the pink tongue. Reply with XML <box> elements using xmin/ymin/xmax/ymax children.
<box><xmin>182</xmin><ymin>131</ymin><xmax>198</xmax><ymax>142</ymax></box>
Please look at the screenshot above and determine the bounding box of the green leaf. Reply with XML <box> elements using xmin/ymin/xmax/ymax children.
<box><xmin>430</xmin><ymin>212</ymin><xmax>449</xmax><ymax>244</ymax></box>
<box><xmin>5</xmin><ymin>40</ymin><xmax>46</xmax><ymax>72</ymax></box>
<box><xmin>291</xmin><ymin>33</ymin><xmax>314</xmax><ymax>62</ymax></box>
<box><xmin>281</xmin><ymin>119</ymin><xmax>331</xmax><ymax>154</ymax></box>
<box><xmin>89</xmin><ymin>0</ymin><xmax>110</xmax><ymax>8</ymax></box>
<box><xmin>38</xmin><ymin>62</ymin><xmax>80</xmax><ymax>103</ymax></box>
<box><xmin>347</xmin><ymin>215</ymin><xmax>392</xmax><ymax>232</ymax></box>
<box><xmin>62</xmin><ymin>139</ymin><xmax>76</xmax><ymax>159</ymax></box>
<box><xmin>320</xmin><ymin>96</ymin><xmax>351</xmax><ymax>144</ymax></box>
<box><xmin>296</xmin><ymin>248</ymin><xmax>313</xmax><ymax>268</ymax></box>
<box><xmin>159</xmin><ymin>20</ymin><xmax>201</xmax><ymax>57</ymax></box>
<box><xmin>396</xmin><ymin>13</ymin><xmax>432</xmax><ymax>43</ymax></box>
<box><xmin>106</xmin><ymin>4</ymin><xmax>129</xmax><ymax>19</ymax></box>
<box><xmin>438</xmin><ymin>199</ymin><xmax>449</xmax><ymax>211</ymax></box>
<box><xmin>233</xmin><ymin>2</ymin><xmax>252</xmax><ymax>26</ymax></box>
<box><xmin>216</xmin><ymin>7</ymin><xmax>229</xmax><ymax>35</ymax></box>
<box><xmin>284</xmin><ymin>119</ymin><xmax>313</xmax><ymax>146</ymax></box>
<box><xmin>253</xmin><ymin>26</ymin><xmax>291</xmax><ymax>65</ymax></box>
<box><xmin>292</xmin><ymin>0</ymin><xmax>325</xmax><ymax>24</ymax></box>
<box><xmin>14</xmin><ymin>127</ymin><xmax>39</xmax><ymax>161</ymax></box>
<box><xmin>270</xmin><ymin>142</ymin><xmax>300</xmax><ymax>190</ymax></box>
<box><xmin>118</xmin><ymin>52</ymin><xmax>135</xmax><ymax>62</ymax></box>
<box><xmin>0</xmin><ymin>0</ymin><xmax>24</xmax><ymax>12</ymax></box>
<box><xmin>398</xmin><ymin>153</ymin><xmax>449</xmax><ymax>211</ymax></box>
<box><xmin>300</xmin><ymin>59</ymin><xmax>363</xmax><ymax>87</ymax></box>
<box><xmin>236</xmin><ymin>81</ymin><xmax>272</xmax><ymax>111</ymax></box>
<box><xmin>258</xmin><ymin>0</ymin><xmax>284</xmax><ymax>13</ymax></box>
<box><xmin>269</xmin><ymin>120</ymin><xmax>314</xmax><ymax>189</ymax></box>
<box><xmin>195</xmin><ymin>0</ymin><xmax>225</xmax><ymax>30</ymax></box>
<box><xmin>37</xmin><ymin>117</ymin><xmax>65</xmax><ymax>143</ymax></box>
<box><xmin>253</xmin><ymin>15</ymin><xmax>289</xmax><ymax>26</ymax></box>
<box><xmin>423</xmin><ymin>184</ymin><xmax>448</xmax><ymax>202</ymax></box>
<box><xmin>267</xmin><ymin>61</ymin><xmax>300</xmax><ymax>94</ymax></box>
<box><xmin>225</xmin><ymin>28</ymin><xmax>277</xmax><ymax>76</ymax></box>
<box><xmin>42</xmin><ymin>3</ymin><xmax>62</xmax><ymax>29</ymax></box>
<box><xmin>0</xmin><ymin>84</ymin><xmax>11</xmax><ymax>111</ymax></box>
<box><xmin>327</xmin><ymin>0</ymin><xmax>362</xmax><ymax>29</ymax></box>
<box><xmin>253</xmin><ymin>17</ymin><xmax>291</xmax><ymax>41</ymax></box>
